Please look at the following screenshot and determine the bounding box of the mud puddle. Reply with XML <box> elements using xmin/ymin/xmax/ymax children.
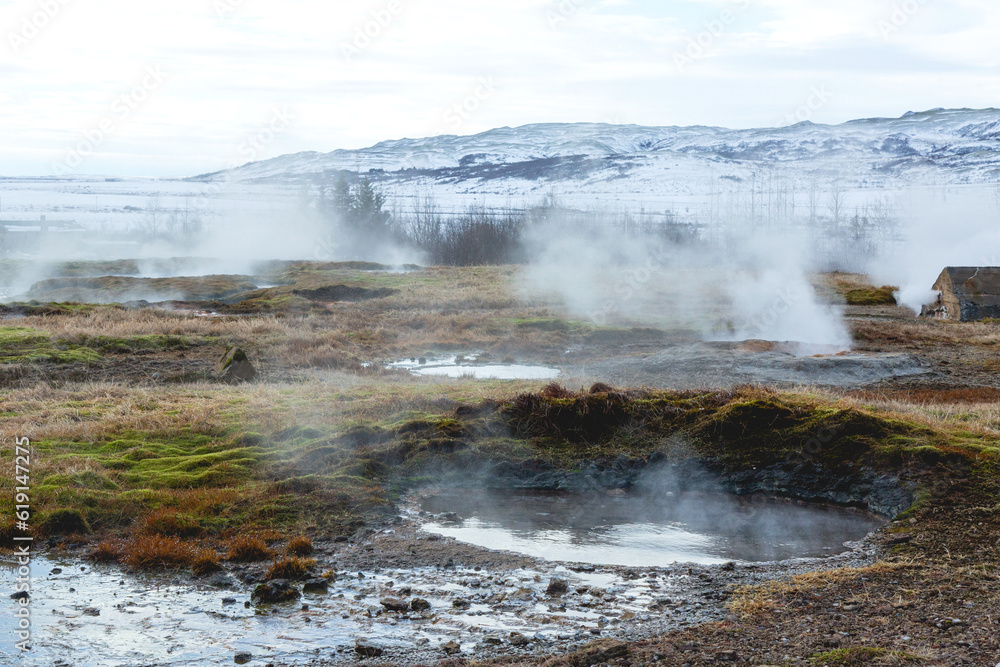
<box><xmin>389</xmin><ymin>354</ymin><xmax>560</xmax><ymax>380</ymax></box>
<box><xmin>417</xmin><ymin>490</ymin><xmax>885</xmax><ymax>567</ymax></box>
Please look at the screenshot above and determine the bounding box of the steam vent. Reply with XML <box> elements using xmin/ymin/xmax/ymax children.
<box><xmin>922</xmin><ymin>266</ymin><xmax>1000</xmax><ymax>321</ymax></box>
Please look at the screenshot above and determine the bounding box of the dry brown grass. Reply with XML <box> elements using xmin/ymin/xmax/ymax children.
<box><xmin>729</xmin><ymin>560</ymin><xmax>916</xmax><ymax>618</ymax></box>
<box><xmin>286</xmin><ymin>536</ymin><xmax>314</xmax><ymax>556</ymax></box>
<box><xmin>191</xmin><ymin>549</ymin><xmax>223</xmax><ymax>577</ymax></box>
<box><xmin>121</xmin><ymin>535</ymin><xmax>196</xmax><ymax>570</ymax></box>
<box><xmin>264</xmin><ymin>557</ymin><xmax>315</xmax><ymax>581</ymax></box>
<box><xmin>88</xmin><ymin>540</ymin><xmax>123</xmax><ymax>563</ymax></box>
<box><xmin>225</xmin><ymin>536</ymin><xmax>274</xmax><ymax>562</ymax></box>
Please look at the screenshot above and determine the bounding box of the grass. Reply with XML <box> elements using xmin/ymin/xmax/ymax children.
<box><xmin>845</xmin><ymin>287</ymin><xmax>897</xmax><ymax>306</ymax></box>
<box><xmin>3</xmin><ymin>378</ymin><xmax>997</xmax><ymax>567</ymax></box>
<box><xmin>0</xmin><ymin>326</ymin><xmax>101</xmax><ymax>364</ymax></box>
<box><xmin>286</xmin><ymin>536</ymin><xmax>314</xmax><ymax>556</ymax></box>
<box><xmin>226</xmin><ymin>536</ymin><xmax>274</xmax><ymax>562</ymax></box>
<box><xmin>729</xmin><ymin>561</ymin><xmax>915</xmax><ymax>618</ymax></box>
<box><xmin>26</xmin><ymin>275</ymin><xmax>259</xmax><ymax>303</ymax></box>
<box><xmin>265</xmin><ymin>557</ymin><xmax>315</xmax><ymax>580</ymax></box>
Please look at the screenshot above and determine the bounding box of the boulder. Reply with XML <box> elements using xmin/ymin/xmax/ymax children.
<box><xmin>216</xmin><ymin>346</ymin><xmax>257</xmax><ymax>383</ymax></box>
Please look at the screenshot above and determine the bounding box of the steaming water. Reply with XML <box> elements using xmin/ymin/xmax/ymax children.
<box><xmin>389</xmin><ymin>355</ymin><xmax>560</xmax><ymax>380</ymax></box>
<box><xmin>420</xmin><ymin>490</ymin><xmax>884</xmax><ymax>567</ymax></box>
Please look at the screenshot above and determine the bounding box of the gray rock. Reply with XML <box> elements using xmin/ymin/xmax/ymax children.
<box><xmin>216</xmin><ymin>346</ymin><xmax>257</xmax><ymax>383</ymax></box>
<box><xmin>380</xmin><ymin>597</ymin><xmax>410</xmax><ymax>612</ymax></box>
<box><xmin>251</xmin><ymin>580</ymin><xmax>300</xmax><ymax>605</ymax></box>
<box><xmin>355</xmin><ymin>640</ymin><xmax>384</xmax><ymax>658</ymax></box>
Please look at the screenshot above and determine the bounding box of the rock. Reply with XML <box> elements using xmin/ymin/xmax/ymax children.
<box><xmin>51</xmin><ymin>568</ymin><xmax>63</xmax><ymax>575</ymax></box>
<box><xmin>222</xmin><ymin>597</ymin><xmax>238</xmax><ymax>606</ymax></box>
<box><xmin>82</xmin><ymin>607</ymin><xmax>100</xmax><ymax>617</ymax></box>
<box><xmin>10</xmin><ymin>591</ymin><xmax>29</xmax><ymax>601</ymax></box>
<box><xmin>568</xmin><ymin>639</ymin><xmax>629</xmax><ymax>667</ymax></box>
<box><xmin>251</xmin><ymin>580</ymin><xmax>300</xmax><ymax>605</ymax></box>
<box><xmin>234</xmin><ymin>651</ymin><xmax>252</xmax><ymax>665</ymax></box>
<box><xmin>355</xmin><ymin>640</ymin><xmax>384</xmax><ymax>658</ymax></box>
<box><xmin>509</xmin><ymin>632</ymin><xmax>530</xmax><ymax>647</ymax></box>
<box><xmin>546</xmin><ymin>578</ymin><xmax>569</xmax><ymax>596</ymax></box>
<box><xmin>442</xmin><ymin>640</ymin><xmax>462</xmax><ymax>655</ymax></box>
<box><xmin>438</xmin><ymin>512</ymin><xmax>463</xmax><ymax>524</ymax></box>
<box><xmin>216</xmin><ymin>346</ymin><xmax>257</xmax><ymax>383</ymax></box>
<box><xmin>410</xmin><ymin>598</ymin><xmax>431</xmax><ymax>612</ymax></box>
<box><xmin>481</xmin><ymin>635</ymin><xmax>504</xmax><ymax>646</ymax></box>
<box><xmin>716</xmin><ymin>650</ymin><xmax>739</xmax><ymax>662</ymax></box>
<box><xmin>380</xmin><ymin>597</ymin><xmax>410</xmax><ymax>612</ymax></box>
<box><xmin>302</xmin><ymin>578</ymin><xmax>329</xmax><ymax>594</ymax></box>
<box><xmin>452</xmin><ymin>598</ymin><xmax>472</xmax><ymax>610</ymax></box>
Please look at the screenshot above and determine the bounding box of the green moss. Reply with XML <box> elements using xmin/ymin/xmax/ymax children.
<box><xmin>0</xmin><ymin>326</ymin><xmax>102</xmax><ymax>364</ymax></box>
<box><xmin>845</xmin><ymin>286</ymin><xmax>897</xmax><ymax>306</ymax></box>
<box><xmin>41</xmin><ymin>509</ymin><xmax>91</xmax><ymax>535</ymax></box>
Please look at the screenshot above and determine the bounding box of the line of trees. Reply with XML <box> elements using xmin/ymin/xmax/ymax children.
<box><xmin>318</xmin><ymin>175</ymin><xmax>702</xmax><ymax>266</ymax></box>
<box><xmin>318</xmin><ymin>173</ymin><xmax>904</xmax><ymax>268</ymax></box>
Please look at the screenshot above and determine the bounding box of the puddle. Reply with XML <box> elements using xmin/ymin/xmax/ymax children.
<box><xmin>419</xmin><ymin>490</ymin><xmax>885</xmax><ymax>567</ymax></box>
<box><xmin>389</xmin><ymin>355</ymin><xmax>560</xmax><ymax>380</ymax></box>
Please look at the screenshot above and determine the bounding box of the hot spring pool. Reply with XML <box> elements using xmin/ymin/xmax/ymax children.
<box><xmin>419</xmin><ymin>490</ymin><xmax>885</xmax><ymax>567</ymax></box>
<box><xmin>388</xmin><ymin>355</ymin><xmax>560</xmax><ymax>380</ymax></box>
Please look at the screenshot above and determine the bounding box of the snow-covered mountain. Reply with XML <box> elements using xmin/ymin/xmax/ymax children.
<box><xmin>194</xmin><ymin>109</ymin><xmax>1000</xmax><ymax>208</ymax></box>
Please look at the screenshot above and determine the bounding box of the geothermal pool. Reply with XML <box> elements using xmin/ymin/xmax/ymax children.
<box><xmin>389</xmin><ymin>355</ymin><xmax>560</xmax><ymax>380</ymax></box>
<box><xmin>419</xmin><ymin>490</ymin><xmax>885</xmax><ymax>567</ymax></box>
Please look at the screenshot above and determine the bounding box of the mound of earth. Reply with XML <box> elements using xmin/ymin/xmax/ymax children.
<box><xmin>25</xmin><ymin>275</ymin><xmax>258</xmax><ymax>303</ymax></box>
<box><xmin>292</xmin><ymin>285</ymin><xmax>398</xmax><ymax>302</ymax></box>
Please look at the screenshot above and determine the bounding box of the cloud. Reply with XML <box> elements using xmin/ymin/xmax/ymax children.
<box><xmin>0</xmin><ymin>0</ymin><xmax>997</xmax><ymax>176</ymax></box>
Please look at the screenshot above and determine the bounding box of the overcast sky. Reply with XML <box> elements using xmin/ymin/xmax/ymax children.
<box><xmin>0</xmin><ymin>0</ymin><xmax>997</xmax><ymax>177</ymax></box>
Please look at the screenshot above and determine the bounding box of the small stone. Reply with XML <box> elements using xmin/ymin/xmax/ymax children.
<box><xmin>355</xmin><ymin>640</ymin><xmax>384</xmax><ymax>658</ymax></box>
<box><xmin>10</xmin><ymin>591</ymin><xmax>29</xmax><ymax>601</ymax></box>
<box><xmin>509</xmin><ymin>632</ymin><xmax>530</xmax><ymax>647</ymax></box>
<box><xmin>251</xmin><ymin>580</ymin><xmax>300</xmax><ymax>605</ymax></box>
<box><xmin>381</xmin><ymin>597</ymin><xmax>410</xmax><ymax>612</ymax></box>
<box><xmin>51</xmin><ymin>568</ymin><xmax>63</xmax><ymax>575</ymax></box>
<box><xmin>452</xmin><ymin>598</ymin><xmax>472</xmax><ymax>610</ymax></box>
<box><xmin>410</xmin><ymin>598</ymin><xmax>431</xmax><ymax>612</ymax></box>
<box><xmin>234</xmin><ymin>651</ymin><xmax>252</xmax><ymax>665</ymax></box>
<box><xmin>302</xmin><ymin>578</ymin><xmax>329</xmax><ymax>594</ymax></box>
<box><xmin>546</xmin><ymin>578</ymin><xmax>569</xmax><ymax>596</ymax></box>
<box><xmin>442</xmin><ymin>640</ymin><xmax>461</xmax><ymax>655</ymax></box>
<box><xmin>716</xmin><ymin>650</ymin><xmax>739</xmax><ymax>662</ymax></box>
<box><xmin>222</xmin><ymin>597</ymin><xmax>237</xmax><ymax>606</ymax></box>
<box><xmin>82</xmin><ymin>607</ymin><xmax>100</xmax><ymax>617</ymax></box>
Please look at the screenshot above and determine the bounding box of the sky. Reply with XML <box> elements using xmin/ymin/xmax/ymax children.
<box><xmin>0</xmin><ymin>0</ymin><xmax>997</xmax><ymax>178</ymax></box>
